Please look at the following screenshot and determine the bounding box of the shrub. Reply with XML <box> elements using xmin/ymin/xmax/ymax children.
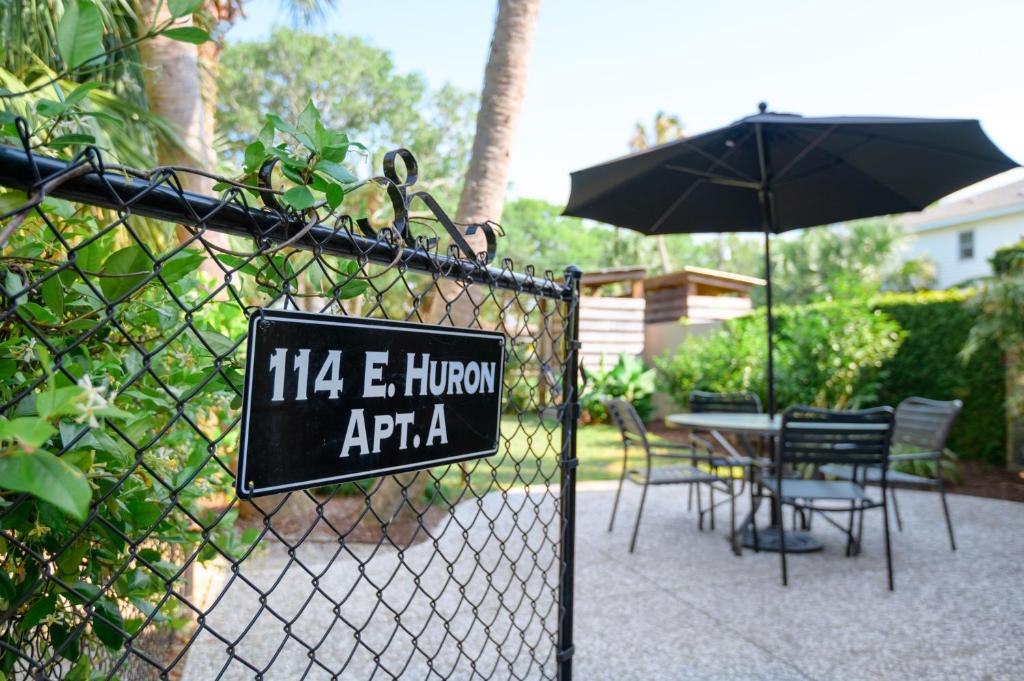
<box><xmin>874</xmin><ymin>290</ymin><xmax>1007</xmax><ymax>465</ymax></box>
<box><xmin>990</xmin><ymin>241</ymin><xmax>1024</xmax><ymax>276</ymax></box>
<box><xmin>655</xmin><ymin>300</ymin><xmax>905</xmax><ymax>411</ymax></box>
<box><xmin>580</xmin><ymin>354</ymin><xmax>657</xmax><ymax>423</ymax></box>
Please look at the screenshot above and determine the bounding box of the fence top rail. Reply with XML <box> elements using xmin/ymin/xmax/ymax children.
<box><xmin>0</xmin><ymin>144</ymin><xmax>576</xmax><ymax>301</ymax></box>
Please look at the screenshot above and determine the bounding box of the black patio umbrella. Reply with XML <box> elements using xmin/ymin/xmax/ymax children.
<box><xmin>564</xmin><ymin>104</ymin><xmax>1018</xmax><ymax>414</ymax></box>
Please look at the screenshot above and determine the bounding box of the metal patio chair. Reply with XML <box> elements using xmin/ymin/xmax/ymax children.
<box><xmin>689</xmin><ymin>390</ymin><xmax>763</xmax><ymax>414</ymax></box>
<box><xmin>686</xmin><ymin>390</ymin><xmax>763</xmax><ymax>511</ymax></box>
<box><xmin>820</xmin><ymin>397</ymin><xmax>962</xmax><ymax>550</ymax></box>
<box><xmin>605</xmin><ymin>398</ymin><xmax>746</xmax><ymax>553</ymax></box>
<box><xmin>754</xmin><ymin>405</ymin><xmax>896</xmax><ymax>590</ymax></box>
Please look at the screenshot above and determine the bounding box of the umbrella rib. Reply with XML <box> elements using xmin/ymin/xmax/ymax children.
<box><xmin>684</xmin><ymin>130</ymin><xmax>759</xmax><ymax>183</ymax></box>
<box><xmin>648</xmin><ymin>179</ymin><xmax>708</xmax><ymax>234</ymax></box>
<box><xmin>771</xmin><ymin>125</ymin><xmax>838</xmax><ymax>183</ymax></box>
<box><xmin>770</xmin><ymin>128</ymin><xmax>923</xmax><ymax>210</ymax></box>
<box><xmin>664</xmin><ymin>164</ymin><xmax>760</xmax><ymax>189</ymax></box>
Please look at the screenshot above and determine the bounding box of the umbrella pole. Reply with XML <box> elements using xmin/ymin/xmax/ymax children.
<box><xmin>762</xmin><ymin>223</ymin><xmax>776</xmax><ymax>417</ymax></box>
<box><xmin>755</xmin><ymin>119</ymin><xmax>777</xmax><ymax>418</ymax></box>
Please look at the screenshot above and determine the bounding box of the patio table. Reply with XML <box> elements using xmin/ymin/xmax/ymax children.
<box><xmin>665</xmin><ymin>412</ymin><xmax>824</xmax><ymax>556</ymax></box>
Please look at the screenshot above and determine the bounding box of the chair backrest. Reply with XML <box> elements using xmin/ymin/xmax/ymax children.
<box><xmin>689</xmin><ymin>390</ymin><xmax>762</xmax><ymax>414</ymax></box>
<box><xmin>893</xmin><ymin>397</ymin><xmax>962</xmax><ymax>453</ymax></box>
<box><xmin>604</xmin><ymin>398</ymin><xmax>649</xmax><ymax>447</ymax></box>
<box><xmin>779</xmin><ymin>405</ymin><xmax>895</xmax><ymax>468</ymax></box>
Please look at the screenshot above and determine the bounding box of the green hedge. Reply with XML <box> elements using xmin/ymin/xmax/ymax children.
<box><xmin>872</xmin><ymin>290</ymin><xmax>1005</xmax><ymax>465</ymax></box>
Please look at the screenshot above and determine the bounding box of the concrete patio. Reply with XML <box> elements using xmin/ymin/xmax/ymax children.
<box><xmin>576</xmin><ymin>481</ymin><xmax>1023</xmax><ymax>680</ymax></box>
<box><xmin>182</xmin><ymin>481</ymin><xmax>1023</xmax><ymax>679</ymax></box>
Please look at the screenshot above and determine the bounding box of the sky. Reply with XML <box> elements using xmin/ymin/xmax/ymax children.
<box><xmin>228</xmin><ymin>0</ymin><xmax>1024</xmax><ymax>206</ymax></box>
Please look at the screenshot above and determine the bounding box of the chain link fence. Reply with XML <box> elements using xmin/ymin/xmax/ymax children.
<box><xmin>0</xmin><ymin>143</ymin><xmax>580</xmax><ymax>680</ymax></box>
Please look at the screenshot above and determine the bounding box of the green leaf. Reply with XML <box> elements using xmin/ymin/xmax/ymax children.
<box><xmin>243</xmin><ymin>140</ymin><xmax>265</xmax><ymax>173</ymax></box>
<box><xmin>282</xmin><ymin>186</ymin><xmax>315</xmax><ymax>210</ymax></box>
<box><xmin>18</xmin><ymin>593</ymin><xmax>57</xmax><ymax>632</ymax></box>
<box><xmin>168</xmin><ymin>0</ymin><xmax>203</xmax><ymax>17</ymax></box>
<box><xmin>93</xmin><ymin>597</ymin><xmax>124</xmax><ymax>649</ymax></box>
<box><xmin>257</xmin><ymin>121</ymin><xmax>275</xmax><ymax>147</ymax></box>
<box><xmin>0</xmin><ymin>450</ymin><xmax>91</xmax><ymax>520</ymax></box>
<box><xmin>0</xmin><ymin>190</ymin><xmax>29</xmax><ymax>215</ymax></box>
<box><xmin>36</xmin><ymin>385</ymin><xmax>84</xmax><ymax>419</ymax></box>
<box><xmin>47</xmin><ymin>133</ymin><xmax>96</xmax><ymax>149</ymax></box>
<box><xmin>325</xmin><ymin>182</ymin><xmax>344</xmax><ymax>210</ymax></box>
<box><xmin>4</xmin><ymin>270</ymin><xmax>26</xmax><ymax>307</ymax></box>
<box><xmin>159</xmin><ymin>249</ymin><xmax>205</xmax><ymax>285</ymax></box>
<box><xmin>265</xmin><ymin>114</ymin><xmax>297</xmax><ymax>135</ymax></box>
<box><xmin>65</xmin><ymin>656</ymin><xmax>91</xmax><ymax>681</ymax></box>
<box><xmin>50</xmin><ymin>622</ymin><xmax>81</xmax><ymax>660</ymax></box>
<box><xmin>315</xmin><ymin>159</ymin><xmax>356</xmax><ymax>184</ymax></box>
<box><xmin>64</xmin><ymin>80</ymin><xmax>104</xmax><ymax>107</ymax></box>
<box><xmin>36</xmin><ymin>99</ymin><xmax>68</xmax><ymax>118</ymax></box>
<box><xmin>0</xmin><ymin>417</ymin><xmax>56</xmax><ymax>450</ymax></box>
<box><xmin>297</xmin><ymin>100</ymin><xmax>321</xmax><ymax>139</ymax></box>
<box><xmin>57</xmin><ymin>0</ymin><xmax>104</xmax><ymax>69</ymax></box>
<box><xmin>99</xmin><ymin>246</ymin><xmax>150</xmax><ymax>301</ymax></box>
<box><xmin>160</xmin><ymin>27</ymin><xmax>210</xmax><ymax>44</ymax></box>
<box><xmin>320</xmin><ymin>143</ymin><xmax>349</xmax><ymax>163</ymax></box>
<box><xmin>195</xmin><ymin>329</ymin><xmax>235</xmax><ymax>358</ymax></box>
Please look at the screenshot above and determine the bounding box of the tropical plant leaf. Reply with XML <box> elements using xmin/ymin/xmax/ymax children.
<box><xmin>160</xmin><ymin>27</ymin><xmax>210</xmax><ymax>44</ymax></box>
<box><xmin>57</xmin><ymin>0</ymin><xmax>105</xmax><ymax>69</ymax></box>
<box><xmin>0</xmin><ymin>450</ymin><xmax>92</xmax><ymax>521</ymax></box>
<box><xmin>99</xmin><ymin>246</ymin><xmax>150</xmax><ymax>301</ymax></box>
<box><xmin>282</xmin><ymin>186</ymin><xmax>315</xmax><ymax>210</ymax></box>
<box><xmin>168</xmin><ymin>0</ymin><xmax>203</xmax><ymax>18</ymax></box>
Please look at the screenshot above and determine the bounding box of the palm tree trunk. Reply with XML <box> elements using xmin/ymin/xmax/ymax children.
<box><xmin>136</xmin><ymin>0</ymin><xmax>226</xmax><ymax>278</ymax></box>
<box><xmin>424</xmin><ymin>0</ymin><xmax>541</xmax><ymax>327</ymax></box>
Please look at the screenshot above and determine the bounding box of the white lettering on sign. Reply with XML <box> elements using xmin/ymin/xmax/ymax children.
<box><xmin>266</xmin><ymin>350</ymin><xmax>495</xmax><ymax>458</ymax></box>
<box><xmin>363</xmin><ymin>351</ymin><xmax>389</xmax><ymax>398</ymax></box>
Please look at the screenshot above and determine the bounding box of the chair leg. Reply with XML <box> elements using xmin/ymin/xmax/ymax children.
<box><xmin>696</xmin><ymin>484</ymin><xmax>704</xmax><ymax>531</ymax></box>
<box><xmin>883</xmin><ymin>492</ymin><xmax>894</xmax><ymax>591</ymax></box>
<box><xmin>710</xmin><ymin>486</ymin><xmax>716</xmax><ymax>531</ymax></box>
<box><xmin>845</xmin><ymin>501</ymin><xmax>856</xmax><ymax>557</ymax></box>
<box><xmin>687</xmin><ymin>485</ymin><xmax>693</xmax><ymax>512</ymax></box>
<box><xmin>629</xmin><ymin>483</ymin><xmax>649</xmax><ymax>553</ymax></box>
<box><xmin>890</xmin><ymin>486</ymin><xmax>903</xmax><ymax>532</ymax></box>
<box><xmin>937</xmin><ymin>476</ymin><xmax>956</xmax><ymax>551</ymax></box>
<box><xmin>608</xmin><ymin>470</ymin><xmax>627</xmax><ymax>532</ymax></box>
<box><xmin>750</xmin><ymin>484</ymin><xmax>761</xmax><ymax>552</ymax></box>
<box><xmin>730</xmin><ymin>480</ymin><xmax>738</xmax><ymax>555</ymax></box>
<box><xmin>777</xmin><ymin>494</ymin><xmax>788</xmax><ymax>586</ymax></box>
<box><xmin>857</xmin><ymin>502</ymin><xmax>865</xmax><ymax>554</ymax></box>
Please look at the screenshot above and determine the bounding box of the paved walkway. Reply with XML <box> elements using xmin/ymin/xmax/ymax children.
<box><xmin>182</xmin><ymin>482</ymin><xmax>1024</xmax><ymax>679</ymax></box>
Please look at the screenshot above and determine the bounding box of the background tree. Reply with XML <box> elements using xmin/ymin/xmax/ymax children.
<box><xmin>425</xmin><ymin>0</ymin><xmax>542</xmax><ymax>327</ymax></box>
<box><xmin>215</xmin><ymin>28</ymin><xmax>477</xmax><ymax>213</ymax></box>
<box><xmin>768</xmin><ymin>218</ymin><xmax>902</xmax><ymax>305</ymax></box>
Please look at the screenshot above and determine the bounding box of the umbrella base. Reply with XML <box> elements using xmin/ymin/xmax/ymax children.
<box><xmin>739</xmin><ymin>526</ymin><xmax>823</xmax><ymax>553</ymax></box>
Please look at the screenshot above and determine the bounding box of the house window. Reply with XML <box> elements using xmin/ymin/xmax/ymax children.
<box><xmin>958</xmin><ymin>230</ymin><xmax>974</xmax><ymax>260</ymax></box>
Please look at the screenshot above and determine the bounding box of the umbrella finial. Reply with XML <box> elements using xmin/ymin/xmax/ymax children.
<box><xmin>758</xmin><ymin>101</ymin><xmax>768</xmax><ymax>114</ymax></box>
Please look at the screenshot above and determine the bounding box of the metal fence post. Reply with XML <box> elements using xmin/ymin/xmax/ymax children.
<box><xmin>557</xmin><ymin>265</ymin><xmax>582</xmax><ymax>681</ymax></box>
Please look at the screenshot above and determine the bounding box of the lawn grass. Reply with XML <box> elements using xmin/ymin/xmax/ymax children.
<box><xmin>434</xmin><ymin>416</ymin><xmax>633</xmax><ymax>499</ymax></box>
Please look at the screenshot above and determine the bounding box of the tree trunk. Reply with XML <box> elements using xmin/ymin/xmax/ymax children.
<box><xmin>136</xmin><ymin>1</ymin><xmax>225</xmax><ymax>278</ymax></box>
<box><xmin>423</xmin><ymin>0</ymin><xmax>542</xmax><ymax>327</ymax></box>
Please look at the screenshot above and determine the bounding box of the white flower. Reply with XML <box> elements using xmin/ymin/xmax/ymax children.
<box><xmin>74</xmin><ymin>374</ymin><xmax>110</xmax><ymax>429</ymax></box>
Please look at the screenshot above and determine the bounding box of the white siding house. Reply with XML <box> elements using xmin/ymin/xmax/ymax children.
<box><xmin>899</xmin><ymin>179</ymin><xmax>1024</xmax><ymax>288</ymax></box>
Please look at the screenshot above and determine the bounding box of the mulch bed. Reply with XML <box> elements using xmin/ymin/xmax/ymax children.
<box><xmin>236</xmin><ymin>494</ymin><xmax>449</xmax><ymax>547</ymax></box>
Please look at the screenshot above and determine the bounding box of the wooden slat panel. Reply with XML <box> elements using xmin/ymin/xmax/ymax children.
<box><xmin>581</xmin><ymin>296</ymin><xmax>646</xmax><ymax>310</ymax></box>
<box><xmin>579</xmin><ymin>319</ymin><xmax>645</xmax><ymax>332</ymax></box>
<box><xmin>579</xmin><ymin>308</ymin><xmax>646</xmax><ymax>322</ymax></box>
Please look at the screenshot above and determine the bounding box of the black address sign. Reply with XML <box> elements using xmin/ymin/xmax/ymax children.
<box><xmin>236</xmin><ymin>309</ymin><xmax>506</xmax><ymax>498</ymax></box>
